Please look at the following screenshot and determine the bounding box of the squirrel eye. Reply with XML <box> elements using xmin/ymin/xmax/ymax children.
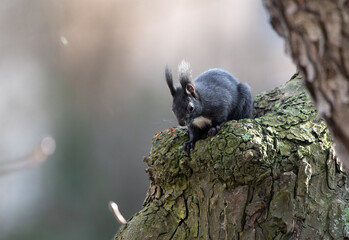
<box><xmin>187</xmin><ymin>102</ymin><xmax>194</xmax><ymax>112</ymax></box>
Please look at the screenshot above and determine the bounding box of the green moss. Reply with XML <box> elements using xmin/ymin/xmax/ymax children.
<box><xmin>146</xmin><ymin>76</ymin><xmax>329</xmax><ymax>189</ymax></box>
<box><xmin>116</xmin><ymin>75</ymin><xmax>349</xmax><ymax>240</ymax></box>
<box><xmin>278</xmin><ymin>141</ymin><xmax>291</xmax><ymax>156</ymax></box>
<box><xmin>343</xmin><ymin>207</ymin><xmax>349</xmax><ymax>237</ymax></box>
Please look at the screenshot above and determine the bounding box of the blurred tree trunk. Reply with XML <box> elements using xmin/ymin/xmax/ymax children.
<box><xmin>263</xmin><ymin>0</ymin><xmax>349</xmax><ymax>169</ymax></box>
<box><xmin>114</xmin><ymin>76</ymin><xmax>349</xmax><ymax>240</ymax></box>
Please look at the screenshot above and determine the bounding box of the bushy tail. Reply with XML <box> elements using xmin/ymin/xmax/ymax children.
<box><xmin>235</xmin><ymin>83</ymin><xmax>254</xmax><ymax>119</ymax></box>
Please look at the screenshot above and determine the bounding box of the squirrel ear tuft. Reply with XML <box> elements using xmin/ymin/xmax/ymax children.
<box><xmin>178</xmin><ymin>60</ymin><xmax>192</xmax><ymax>81</ymax></box>
<box><xmin>186</xmin><ymin>83</ymin><xmax>198</xmax><ymax>98</ymax></box>
<box><xmin>165</xmin><ymin>66</ymin><xmax>176</xmax><ymax>96</ymax></box>
<box><xmin>178</xmin><ymin>60</ymin><xmax>197</xmax><ymax>98</ymax></box>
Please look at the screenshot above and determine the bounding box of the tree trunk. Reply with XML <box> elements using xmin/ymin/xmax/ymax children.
<box><xmin>262</xmin><ymin>0</ymin><xmax>349</xmax><ymax>168</ymax></box>
<box><xmin>114</xmin><ymin>75</ymin><xmax>349</xmax><ymax>240</ymax></box>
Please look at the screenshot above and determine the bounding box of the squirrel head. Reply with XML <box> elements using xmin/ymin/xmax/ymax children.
<box><xmin>165</xmin><ymin>61</ymin><xmax>202</xmax><ymax>127</ymax></box>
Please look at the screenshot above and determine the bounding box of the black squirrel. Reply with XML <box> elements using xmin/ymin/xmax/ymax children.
<box><xmin>165</xmin><ymin>60</ymin><xmax>253</xmax><ymax>153</ymax></box>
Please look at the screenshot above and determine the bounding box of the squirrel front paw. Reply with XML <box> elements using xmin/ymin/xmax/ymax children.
<box><xmin>207</xmin><ymin>125</ymin><xmax>221</xmax><ymax>137</ymax></box>
<box><xmin>183</xmin><ymin>141</ymin><xmax>194</xmax><ymax>154</ymax></box>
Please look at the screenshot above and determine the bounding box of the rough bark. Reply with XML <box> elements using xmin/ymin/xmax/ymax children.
<box><xmin>114</xmin><ymin>75</ymin><xmax>349</xmax><ymax>240</ymax></box>
<box><xmin>262</xmin><ymin>0</ymin><xmax>349</xmax><ymax>168</ymax></box>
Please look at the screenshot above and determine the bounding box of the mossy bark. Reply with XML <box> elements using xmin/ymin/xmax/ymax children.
<box><xmin>115</xmin><ymin>75</ymin><xmax>349</xmax><ymax>240</ymax></box>
<box><xmin>263</xmin><ymin>0</ymin><xmax>349</xmax><ymax>169</ymax></box>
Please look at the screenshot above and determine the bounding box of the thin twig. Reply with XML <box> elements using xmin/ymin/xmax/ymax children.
<box><xmin>108</xmin><ymin>201</ymin><xmax>127</xmax><ymax>225</ymax></box>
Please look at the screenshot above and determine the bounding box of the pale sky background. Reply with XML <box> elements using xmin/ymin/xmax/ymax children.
<box><xmin>0</xmin><ymin>1</ymin><xmax>295</xmax><ymax>239</ymax></box>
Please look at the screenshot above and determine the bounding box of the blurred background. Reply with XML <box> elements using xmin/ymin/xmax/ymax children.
<box><xmin>0</xmin><ymin>0</ymin><xmax>295</xmax><ymax>239</ymax></box>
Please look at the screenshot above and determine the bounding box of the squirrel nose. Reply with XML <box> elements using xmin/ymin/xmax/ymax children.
<box><xmin>179</xmin><ymin>120</ymin><xmax>185</xmax><ymax>126</ymax></box>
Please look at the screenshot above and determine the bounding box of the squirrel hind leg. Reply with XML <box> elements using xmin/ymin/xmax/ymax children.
<box><xmin>234</xmin><ymin>83</ymin><xmax>253</xmax><ymax>119</ymax></box>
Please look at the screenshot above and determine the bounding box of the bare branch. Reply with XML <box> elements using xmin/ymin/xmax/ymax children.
<box><xmin>0</xmin><ymin>136</ymin><xmax>56</xmax><ymax>175</ymax></box>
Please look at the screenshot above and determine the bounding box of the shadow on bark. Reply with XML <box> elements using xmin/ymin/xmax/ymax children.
<box><xmin>115</xmin><ymin>75</ymin><xmax>349</xmax><ymax>240</ymax></box>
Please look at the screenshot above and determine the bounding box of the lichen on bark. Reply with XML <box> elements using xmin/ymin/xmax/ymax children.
<box><xmin>115</xmin><ymin>75</ymin><xmax>349</xmax><ymax>240</ymax></box>
<box><xmin>263</xmin><ymin>0</ymin><xmax>349</xmax><ymax>169</ymax></box>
